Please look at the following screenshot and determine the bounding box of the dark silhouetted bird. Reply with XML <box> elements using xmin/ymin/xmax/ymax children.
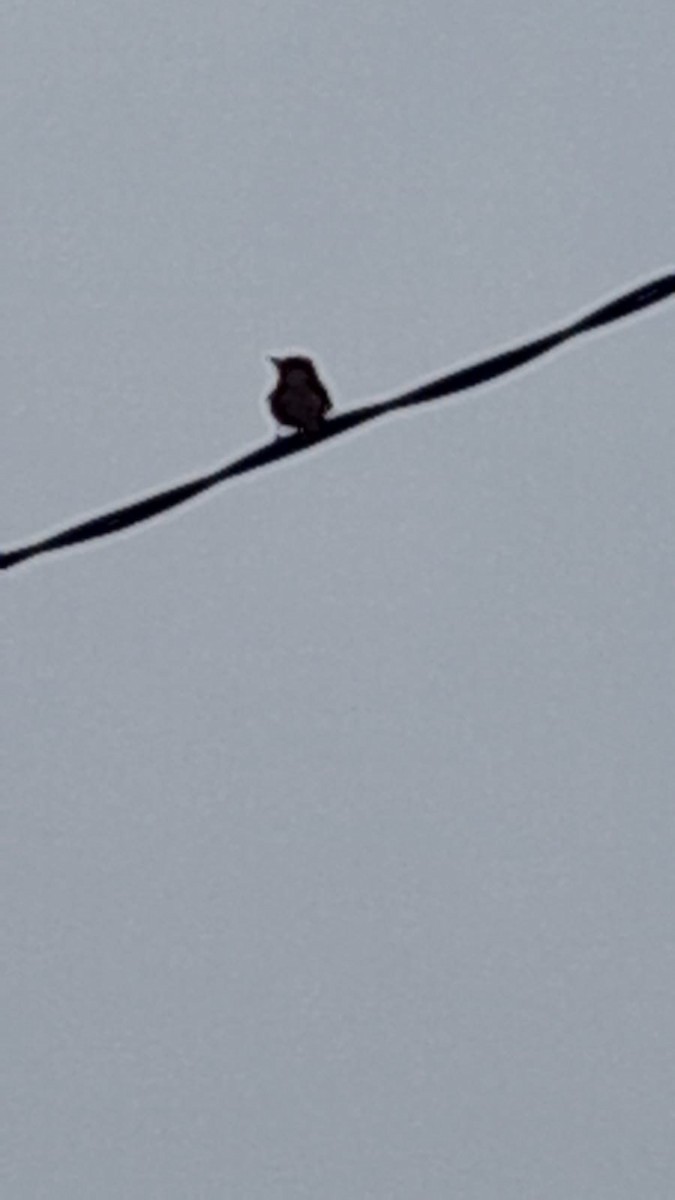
<box><xmin>267</xmin><ymin>355</ymin><xmax>333</xmax><ymax>435</ymax></box>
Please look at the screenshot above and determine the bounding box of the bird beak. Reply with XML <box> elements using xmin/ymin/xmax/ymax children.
<box><xmin>268</xmin><ymin>355</ymin><xmax>281</xmax><ymax>367</ymax></box>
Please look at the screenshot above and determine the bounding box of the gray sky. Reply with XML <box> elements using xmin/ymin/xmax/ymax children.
<box><xmin>3</xmin><ymin>2</ymin><xmax>675</xmax><ymax>1196</ymax></box>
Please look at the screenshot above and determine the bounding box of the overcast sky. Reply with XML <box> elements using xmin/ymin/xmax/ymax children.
<box><xmin>3</xmin><ymin>2</ymin><xmax>675</xmax><ymax>1196</ymax></box>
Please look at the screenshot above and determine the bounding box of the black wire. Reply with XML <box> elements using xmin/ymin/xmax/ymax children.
<box><xmin>3</xmin><ymin>270</ymin><xmax>674</xmax><ymax>572</ymax></box>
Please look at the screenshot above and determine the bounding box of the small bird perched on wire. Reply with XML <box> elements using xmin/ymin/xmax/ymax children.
<box><xmin>267</xmin><ymin>354</ymin><xmax>333</xmax><ymax>436</ymax></box>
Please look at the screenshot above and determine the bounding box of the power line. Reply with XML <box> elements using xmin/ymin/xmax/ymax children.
<box><xmin>2</xmin><ymin>269</ymin><xmax>674</xmax><ymax>572</ymax></box>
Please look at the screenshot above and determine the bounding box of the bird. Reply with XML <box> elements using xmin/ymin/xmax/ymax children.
<box><xmin>266</xmin><ymin>354</ymin><xmax>333</xmax><ymax>436</ymax></box>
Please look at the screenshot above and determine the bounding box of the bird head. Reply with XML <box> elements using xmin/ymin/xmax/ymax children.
<box><xmin>268</xmin><ymin>354</ymin><xmax>318</xmax><ymax>381</ymax></box>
